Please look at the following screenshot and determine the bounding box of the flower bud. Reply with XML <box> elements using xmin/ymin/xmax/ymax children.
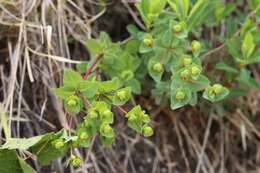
<box><xmin>70</xmin><ymin>155</ymin><xmax>82</xmax><ymax>167</ymax></box>
<box><xmin>208</xmin><ymin>87</ymin><xmax>216</xmax><ymax>99</ymax></box>
<box><xmin>182</xmin><ymin>57</ymin><xmax>192</xmax><ymax>66</ymax></box>
<box><xmin>67</xmin><ymin>99</ymin><xmax>77</xmax><ymax>106</ymax></box>
<box><xmin>213</xmin><ymin>84</ymin><xmax>223</xmax><ymax>94</ymax></box>
<box><xmin>103</xmin><ymin>110</ymin><xmax>113</xmax><ymax>119</ymax></box>
<box><xmin>79</xmin><ymin>132</ymin><xmax>89</xmax><ymax>141</ymax></box>
<box><xmin>141</xmin><ymin>113</ymin><xmax>150</xmax><ymax>123</ymax></box>
<box><xmin>175</xmin><ymin>91</ymin><xmax>185</xmax><ymax>101</ymax></box>
<box><xmin>172</xmin><ymin>24</ymin><xmax>182</xmax><ymax>33</ymax></box>
<box><xmin>54</xmin><ymin>140</ymin><xmax>64</xmax><ymax>149</ymax></box>
<box><xmin>180</xmin><ymin>69</ymin><xmax>190</xmax><ymax>81</ymax></box>
<box><xmin>128</xmin><ymin>114</ymin><xmax>138</xmax><ymax>121</ymax></box>
<box><xmin>72</xmin><ymin>140</ymin><xmax>79</xmax><ymax>148</ymax></box>
<box><xmin>191</xmin><ymin>66</ymin><xmax>201</xmax><ymax>76</ymax></box>
<box><xmin>143</xmin><ymin>38</ymin><xmax>153</xmax><ymax>48</ymax></box>
<box><xmin>191</xmin><ymin>41</ymin><xmax>201</xmax><ymax>52</ymax></box>
<box><xmin>116</xmin><ymin>90</ymin><xmax>127</xmax><ymax>101</ymax></box>
<box><xmin>89</xmin><ymin>110</ymin><xmax>98</xmax><ymax>119</ymax></box>
<box><xmin>142</xmin><ymin>125</ymin><xmax>154</xmax><ymax>137</ymax></box>
<box><xmin>100</xmin><ymin>123</ymin><xmax>113</xmax><ymax>137</ymax></box>
<box><xmin>153</xmin><ymin>62</ymin><xmax>163</xmax><ymax>73</ymax></box>
<box><xmin>121</xmin><ymin>70</ymin><xmax>134</xmax><ymax>80</ymax></box>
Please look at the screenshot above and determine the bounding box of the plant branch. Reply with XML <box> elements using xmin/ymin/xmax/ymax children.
<box><xmin>83</xmin><ymin>53</ymin><xmax>103</xmax><ymax>80</ymax></box>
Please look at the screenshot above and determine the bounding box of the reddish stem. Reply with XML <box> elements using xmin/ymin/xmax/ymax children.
<box><xmin>83</xmin><ymin>53</ymin><xmax>103</xmax><ymax>80</ymax></box>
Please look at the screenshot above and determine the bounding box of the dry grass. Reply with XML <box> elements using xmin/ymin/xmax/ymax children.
<box><xmin>0</xmin><ymin>0</ymin><xmax>260</xmax><ymax>173</ymax></box>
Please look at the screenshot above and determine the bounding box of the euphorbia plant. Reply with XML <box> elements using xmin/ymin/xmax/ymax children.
<box><xmin>2</xmin><ymin>0</ymin><xmax>260</xmax><ymax>171</ymax></box>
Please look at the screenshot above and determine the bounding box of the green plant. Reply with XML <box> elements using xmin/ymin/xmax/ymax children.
<box><xmin>1</xmin><ymin>0</ymin><xmax>260</xmax><ymax>171</ymax></box>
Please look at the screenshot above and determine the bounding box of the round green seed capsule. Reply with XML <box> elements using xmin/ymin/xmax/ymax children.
<box><xmin>175</xmin><ymin>91</ymin><xmax>185</xmax><ymax>101</ymax></box>
<box><xmin>172</xmin><ymin>23</ymin><xmax>183</xmax><ymax>33</ymax></box>
<box><xmin>153</xmin><ymin>62</ymin><xmax>163</xmax><ymax>73</ymax></box>
<box><xmin>191</xmin><ymin>41</ymin><xmax>201</xmax><ymax>52</ymax></box>
<box><xmin>142</xmin><ymin>126</ymin><xmax>154</xmax><ymax>137</ymax></box>
<box><xmin>213</xmin><ymin>84</ymin><xmax>223</xmax><ymax>94</ymax></box>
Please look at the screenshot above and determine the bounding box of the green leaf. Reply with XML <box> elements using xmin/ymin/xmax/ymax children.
<box><xmin>76</xmin><ymin>126</ymin><xmax>92</xmax><ymax>148</ymax></box>
<box><xmin>64</xmin><ymin>95</ymin><xmax>83</xmax><ymax>114</ymax></box>
<box><xmin>242</xmin><ymin>32</ymin><xmax>255</xmax><ymax>58</ymax></box>
<box><xmin>227</xmin><ymin>38</ymin><xmax>242</xmax><ymax>61</ymax></box>
<box><xmin>189</xmin><ymin>92</ymin><xmax>198</xmax><ymax>106</ymax></box>
<box><xmin>171</xmin><ymin>87</ymin><xmax>191</xmax><ymax>110</ymax></box>
<box><xmin>126</xmin><ymin>106</ymin><xmax>144</xmax><ymax>133</ymax></box>
<box><xmin>78</xmin><ymin>81</ymin><xmax>99</xmax><ymax>99</ymax></box>
<box><xmin>149</xmin><ymin>0</ymin><xmax>167</xmax><ymax>15</ymax></box>
<box><xmin>167</xmin><ymin>0</ymin><xmax>190</xmax><ymax>20</ymax></box>
<box><xmin>98</xmin><ymin>78</ymin><xmax>121</xmax><ymax>93</ymax></box>
<box><xmin>172</xmin><ymin>72</ymin><xmax>210</xmax><ymax>92</ymax></box>
<box><xmin>187</xmin><ymin>0</ymin><xmax>218</xmax><ymax>30</ymax></box>
<box><xmin>136</xmin><ymin>0</ymin><xmax>151</xmax><ymax>28</ymax></box>
<box><xmin>112</xmin><ymin>87</ymin><xmax>132</xmax><ymax>105</ymax></box>
<box><xmin>215</xmin><ymin>3</ymin><xmax>235</xmax><ymax>21</ymax></box>
<box><xmin>152</xmin><ymin>81</ymin><xmax>170</xmax><ymax>105</ymax></box>
<box><xmin>215</xmin><ymin>62</ymin><xmax>239</xmax><ymax>74</ymax></box>
<box><xmin>135</xmin><ymin>0</ymin><xmax>166</xmax><ymax>28</ymax></box>
<box><xmin>237</xmin><ymin>69</ymin><xmax>260</xmax><ymax>89</ymax></box>
<box><xmin>85</xmin><ymin>39</ymin><xmax>103</xmax><ymax>54</ymax></box>
<box><xmin>100</xmin><ymin>123</ymin><xmax>115</xmax><ymax>138</ymax></box>
<box><xmin>0</xmin><ymin>150</ymin><xmax>23</xmax><ymax>173</ymax></box>
<box><xmin>31</xmin><ymin>132</ymin><xmax>68</xmax><ymax>166</ymax></box>
<box><xmin>125</xmin><ymin>78</ymin><xmax>141</xmax><ymax>94</ymax></box>
<box><xmin>1</xmin><ymin>135</ymin><xmax>44</xmax><ymax>150</ymax></box>
<box><xmin>63</xmin><ymin>69</ymin><xmax>83</xmax><ymax>89</ymax></box>
<box><xmin>0</xmin><ymin>150</ymin><xmax>37</xmax><ymax>173</ymax></box>
<box><xmin>53</xmin><ymin>86</ymin><xmax>75</xmax><ymax>99</ymax></box>
<box><xmin>240</xmin><ymin>18</ymin><xmax>256</xmax><ymax>38</ymax></box>
<box><xmin>18</xmin><ymin>158</ymin><xmax>37</xmax><ymax>173</ymax></box>
<box><xmin>84</xmin><ymin>116</ymin><xmax>100</xmax><ymax>137</ymax></box>
<box><xmin>148</xmin><ymin>59</ymin><xmax>164</xmax><ymax>82</ymax></box>
<box><xmin>100</xmin><ymin>136</ymin><xmax>115</xmax><ymax>146</ymax></box>
<box><xmin>203</xmin><ymin>84</ymin><xmax>229</xmax><ymax>102</ymax></box>
<box><xmin>248</xmin><ymin>51</ymin><xmax>260</xmax><ymax>64</ymax></box>
<box><xmin>127</xmin><ymin>25</ymin><xmax>140</xmax><ymax>38</ymax></box>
